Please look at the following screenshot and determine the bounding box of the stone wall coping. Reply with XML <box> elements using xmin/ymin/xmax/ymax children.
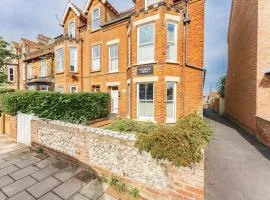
<box><xmin>256</xmin><ymin>115</ymin><xmax>270</xmax><ymax>123</ymax></box>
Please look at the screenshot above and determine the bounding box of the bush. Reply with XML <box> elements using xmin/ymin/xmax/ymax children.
<box><xmin>0</xmin><ymin>88</ymin><xmax>15</xmax><ymax>94</ymax></box>
<box><xmin>0</xmin><ymin>91</ymin><xmax>110</xmax><ymax>125</ymax></box>
<box><xmin>136</xmin><ymin>114</ymin><xmax>212</xmax><ymax>167</ymax></box>
<box><xmin>104</xmin><ymin>117</ymin><xmax>161</xmax><ymax>134</ymax></box>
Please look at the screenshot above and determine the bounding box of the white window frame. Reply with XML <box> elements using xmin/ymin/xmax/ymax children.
<box><xmin>8</xmin><ymin>66</ymin><xmax>15</xmax><ymax>82</ymax></box>
<box><xmin>22</xmin><ymin>64</ymin><xmax>26</xmax><ymax>81</ymax></box>
<box><xmin>56</xmin><ymin>48</ymin><xmax>64</xmax><ymax>73</ymax></box>
<box><xmin>56</xmin><ymin>86</ymin><xmax>64</xmax><ymax>93</ymax></box>
<box><xmin>137</xmin><ymin>83</ymin><xmax>154</xmax><ymax>121</ymax></box>
<box><xmin>137</xmin><ymin>23</ymin><xmax>155</xmax><ymax>64</ymax></box>
<box><xmin>27</xmin><ymin>64</ymin><xmax>33</xmax><ymax>79</ymax></box>
<box><xmin>167</xmin><ymin>21</ymin><xmax>178</xmax><ymax>62</ymax></box>
<box><xmin>69</xmin><ymin>47</ymin><xmax>78</xmax><ymax>72</ymax></box>
<box><xmin>40</xmin><ymin>60</ymin><xmax>47</xmax><ymax>77</ymax></box>
<box><xmin>166</xmin><ymin>82</ymin><xmax>177</xmax><ymax>123</ymax></box>
<box><xmin>108</xmin><ymin>43</ymin><xmax>119</xmax><ymax>73</ymax></box>
<box><xmin>68</xmin><ymin>20</ymin><xmax>76</xmax><ymax>38</ymax></box>
<box><xmin>70</xmin><ymin>85</ymin><xmax>78</xmax><ymax>93</ymax></box>
<box><xmin>92</xmin><ymin>8</ymin><xmax>101</xmax><ymax>31</ymax></box>
<box><xmin>145</xmin><ymin>0</ymin><xmax>161</xmax><ymax>8</ymax></box>
<box><xmin>40</xmin><ymin>85</ymin><xmax>49</xmax><ymax>91</ymax></box>
<box><xmin>92</xmin><ymin>45</ymin><xmax>101</xmax><ymax>72</ymax></box>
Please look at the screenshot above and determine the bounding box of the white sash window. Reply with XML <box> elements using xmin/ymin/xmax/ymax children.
<box><xmin>68</xmin><ymin>20</ymin><xmax>76</xmax><ymax>38</ymax></box>
<box><xmin>92</xmin><ymin>8</ymin><xmax>101</xmax><ymax>31</ymax></box>
<box><xmin>138</xmin><ymin>83</ymin><xmax>154</xmax><ymax>121</ymax></box>
<box><xmin>69</xmin><ymin>47</ymin><xmax>78</xmax><ymax>72</ymax></box>
<box><xmin>166</xmin><ymin>82</ymin><xmax>176</xmax><ymax>123</ymax></box>
<box><xmin>40</xmin><ymin>60</ymin><xmax>47</xmax><ymax>77</ymax></box>
<box><xmin>92</xmin><ymin>45</ymin><xmax>101</xmax><ymax>71</ymax></box>
<box><xmin>56</xmin><ymin>48</ymin><xmax>64</xmax><ymax>73</ymax></box>
<box><xmin>167</xmin><ymin>22</ymin><xmax>177</xmax><ymax>62</ymax></box>
<box><xmin>8</xmin><ymin>66</ymin><xmax>14</xmax><ymax>82</ymax></box>
<box><xmin>109</xmin><ymin>44</ymin><xmax>119</xmax><ymax>72</ymax></box>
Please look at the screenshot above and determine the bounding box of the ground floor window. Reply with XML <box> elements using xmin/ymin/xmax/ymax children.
<box><xmin>70</xmin><ymin>86</ymin><xmax>78</xmax><ymax>93</ymax></box>
<box><xmin>56</xmin><ymin>86</ymin><xmax>64</xmax><ymax>93</ymax></box>
<box><xmin>92</xmin><ymin>85</ymin><xmax>100</xmax><ymax>92</ymax></box>
<box><xmin>40</xmin><ymin>85</ymin><xmax>49</xmax><ymax>91</ymax></box>
<box><xmin>137</xmin><ymin>83</ymin><xmax>154</xmax><ymax>121</ymax></box>
<box><xmin>166</xmin><ymin>82</ymin><xmax>176</xmax><ymax>123</ymax></box>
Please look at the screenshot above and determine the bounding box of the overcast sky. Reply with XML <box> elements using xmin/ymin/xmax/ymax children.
<box><xmin>0</xmin><ymin>0</ymin><xmax>231</xmax><ymax>95</ymax></box>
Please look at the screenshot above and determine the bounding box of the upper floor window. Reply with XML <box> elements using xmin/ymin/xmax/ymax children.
<box><xmin>27</xmin><ymin>64</ymin><xmax>33</xmax><ymax>79</ymax></box>
<box><xmin>56</xmin><ymin>48</ymin><xmax>64</xmax><ymax>73</ymax></box>
<box><xmin>167</xmin><ymin>22</ymin><xmax>177</xmax><ymax>62</ymax></box>
<box><xmin>145</xmin><ymin>0</ymin><xmax>161</xmax><ymax>7</ymax></box>
<box><xmin>22</xmin><ymin>64</ymin><xmax>26</xmax><ymax>81</ymax></box>
<box><xmin>109</xmin><ymin>44</ymin><xmax>119</xmax><ymax>73</ymax></box>
<box><xmin>68</xmin><ymin>20</ymin><xmax>76</xmax><ymax>38</ymax></box>
<box><xmin>92</xmin><ymin>8</ymin><xmax>101</xmax><ymax>31</ymax></box>
<box><xmin>138</xmin><ymin>23</ymin><xmax>155</xmax><ymax>64</ymax></box>
<box><xmin>40</xmin><ymin>60</ymin><xmax>47</xmax><ymax>77</ymax></box>
<box><xmin>8</xmin><ymin>66</ymin><xmax>15</xmax><ymax>82</ymax></box>
<box><xmin>69</xmin><ymin>47</ymin><xmax>78</xmax><ymax>72</ymax></box>
<box><xmin>92</xmin><ymin>45</ymin><xmax>101</xmax><ymax>71</ymax></box>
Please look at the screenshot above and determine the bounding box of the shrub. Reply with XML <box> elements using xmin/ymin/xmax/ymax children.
<box><xmin>104</xmin><ymin>117</ymin><xmax>161</xmax><ymax>134</ymax></box>
<box><xmin>0</xmin><ymin>88</ymin><xmax>15</xmax><ymax>94</ymax></box>
<box><xmin>136</xmin><ymin>114</ymin><xmax>212</xmax><ymax>167</ymax></box>
<box><xmin>0</xmin><ymin>91</ymin><xmax>110</xmax><ymax>125</ymax></box>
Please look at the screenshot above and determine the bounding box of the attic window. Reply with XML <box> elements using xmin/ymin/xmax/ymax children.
<box><xmin>145</xmin><ymin>0</ymin><xmax>162</xmax><ymax>8</ymax></box>
<box><xmin>92</xmin><ymin>8</ymin><xmax>101</xmax><ymax>31</ymax></box>
<box><xmin>68</xmin><ymin>20</ymin><xmax>76</xmax><ymax>38</ymax></box>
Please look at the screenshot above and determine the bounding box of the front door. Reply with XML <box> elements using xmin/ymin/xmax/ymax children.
<box><xmin>111</xmin><ymin>87</ymin><xmax>119</xmax><ymax>114</ymax></box>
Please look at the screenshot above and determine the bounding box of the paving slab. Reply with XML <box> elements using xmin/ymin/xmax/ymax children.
<box><xmin>38</xmin><ymin>192</ymin><xmax>62</xmax><ymax>200</ymax></box>
<box><xmin>20</xmin><ymin>152</ymin><xmax>38</xmax><ymax>160</ymax></box>
<box><xmin>0</xmin><ymin>165</ymin><xmax>19</xmax><ymax>178</ymax></box>
<box><xmin>31</xmin><ymin>165</ymin><xmax>59</xmax><ymax>181</ymax></box>
<box><xmin>1</xmin><ymin>176</ymin><xmax>37</xmax><ymax>197</ymax></box>
<box><xmin>0</xmin><ymin>158</ymin><xmax>21</xmax><ymax>169</ymax></box>
<box><xmin>54</xmin><ymin>177</ymin><xmax>86</xmax><ymax>199</ymax></box>
<box><xmin>98</xmin><ymin>194</ymin><xmax>116</xmax><ymax>200</ymax></box>
<box><xmin>0</xmin><ymin>176</ymin><xmax>14</xmax><ymax>188</ymax></box>
<box><xmin>15</xmin><ymin>157</ymin><xmax>40</xmax><ymax>168</ymax></box>
<box><xmin>79</xmin><ymin>179</ymin><xmax>107</xmax><ymax>200</ymax></box>
<box><xmin>8</xmin><ymin>191</ymin><xmax>35</xmax><ymax>200</ymax></box>
<box><xmin>35</xmin><ymin>157</ymin><xmax>58</xmax><ymax>169</ymax></box>
<box><xmin>27</xmin><ymin>176</ymin><xmax>61</xmax><ymax>198</ymax></box>
<box><xmin>10</xmin><ymin>165</ymin><xmax>40</xmax><ymax>180</ymax></box>
<box><xmin>0</xmin><ymin>191</ymin><xmax>6</xmax><ymax>200</ymax></box>
<box><xmin>69</xmin><ymin>193</ymin><xmax>89</xmax><ymax>200</ymax></box>
<box><xmin>54</xmin><ymin>166</ymin><xmax>81</xmax><ymax>182</ymax></box>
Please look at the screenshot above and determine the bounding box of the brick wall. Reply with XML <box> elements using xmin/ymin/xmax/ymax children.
<box><xmin>256</xmin><ymin>117</ymin><xmax>270</xmax><ymax>147</ymax></box>
<box><xmin>31</xmin><ymin>118</ymin><xmax>204</xmax><ymax>200</ymax></box>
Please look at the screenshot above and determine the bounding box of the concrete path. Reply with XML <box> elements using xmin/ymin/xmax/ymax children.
<box><xmin>0</xmin><ymin>135</ymin><xmax>115</xmax><ymax>200</ymax></box>
<box><xmin>204</xmin><ymin>109</ymin><xmax>270</xmax><ymax>200</ymax></box>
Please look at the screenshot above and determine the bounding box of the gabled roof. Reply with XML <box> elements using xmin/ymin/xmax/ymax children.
<box><xmin>21</xmin><ymin>38</ymin><xmax>44</xmax><ymax>50</ymax></box>
<box><xmin>60</xmin><ymin>1</ymin><xmax>86</xmax><ymax>26</ymax></box>
<box><xmin>83</xmin><ymin>0</ymin><xmax>119</xmax><ymax>15</ymax></box>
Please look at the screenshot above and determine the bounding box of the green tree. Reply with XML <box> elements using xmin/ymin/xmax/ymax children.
<box><xmin>216</xmin><ymin>75</ymin><xmax>226</xmax><ymax>98</ymax></box>
<box><xmin>0</xmin><ymin>39</ymin><xmax>19</xmax><ymax>84</ymax></box>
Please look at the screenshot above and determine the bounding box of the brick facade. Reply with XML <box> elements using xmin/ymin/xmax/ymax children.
<box><xmin>226</xmin><ymin>0</ymin><xmax>270</xmax><ymax>147</ymax></box>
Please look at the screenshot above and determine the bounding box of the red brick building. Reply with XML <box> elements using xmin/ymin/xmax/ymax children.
<box><xmin>226</xmin><ymin>0</ymin><xmax>270</xmax><ymax>147</ymax></box>
<box><xmin>53</xmin><ymin>0</ymin><xmax>205</xmax><ymax>123</ymax></box>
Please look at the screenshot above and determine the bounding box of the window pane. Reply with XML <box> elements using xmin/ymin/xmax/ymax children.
<box><xmin>69</xmin><ymin>47</ymin><xmax>77</xmax><ymax>72</ymax></box>
<box><xmin>167</xmin><ymin>23</ymin><xmax>176</xmax><ymax>42</ymax></box>
<box><xmin>167</xmin><ymin>82</ymin><xmax>174</xmax><ymax>101</ymax></box>
<box><xmin>139</xmin><ymin>24</ymin><xmax>154</xmax><ymax>45</ymax></box>
<box><xmin>139</xmin><ymin>44</ymin><xmax>154</xmax><ymax>62</ymax></box>
<box><xmin>139</xmin><ymin>84</ymin><xmax>146</xmax><ymax>100</ymax></box>
<box><xmin>167</xmin><ymin>43</ymin><xmax>176</xmax><ymax>61</ymax></box>
<box><xmin>93</xmin><ymin>9</ymin><xmax>100</xmax><ymax>18</ymax></box>
<box><xmin>146</xmin><ymin>84</ymin><xmax>153</xmax><ymax>100</ymax></box>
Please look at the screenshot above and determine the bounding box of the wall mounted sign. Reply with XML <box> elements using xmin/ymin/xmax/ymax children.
<box><xmin>137</xmin><ymin>65</ymin><xmax>153</xmax><ymax>75</ymax></box>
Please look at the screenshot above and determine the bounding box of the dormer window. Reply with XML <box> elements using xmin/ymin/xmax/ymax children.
<box><xmin>145</xmin><ymin>0</ymin><xmax>161</xmax><ymax>8</ymax></box>
<box><xmin>68</xmin><ymin>20</ymin><xmax>76</xmax><ymax>38</ymax></box>
<box><xmin>92</xmin><ymin>8</ymin><xmax>101</xmax><ymax>31</ymax></box>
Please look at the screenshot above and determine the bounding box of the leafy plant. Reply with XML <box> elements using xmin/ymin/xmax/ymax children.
<box><xmin>35</xmin><ymin>147</ymin><xmax>44</xmax><ymax>154</ymax></box>
<box><xmin>129</xmin><ymin>188</ymin><xmax>139</xmax><ymax>199</ymax></box>
<box><xmin>0</xmin><ymin>90</ymin><xmax>110</xmax><ymax>125</ymax></box>
<box><xmin>216</xmin><ymin>75</ymin><xmax>226</xmax><ymax>98</ymax></box>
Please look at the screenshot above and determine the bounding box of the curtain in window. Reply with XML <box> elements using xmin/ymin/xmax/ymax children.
<box><xmin>92</xmin><ymin>45</ymin><xmax>100</xmax><ymax>71</ymax></box>
<box><xmin>139</xmin><ymin>23</ymin><xmax>154</xmax><ymax>63</ymax></box>
<box><xmin>109</xmin><ymin>44</ymin><xmax>118</xmax><ymax>72</ymax></box>
<box><xmin>69</xmin><ymin>47</ymin><xmax>78</xmax><ymax>72</ymax></box>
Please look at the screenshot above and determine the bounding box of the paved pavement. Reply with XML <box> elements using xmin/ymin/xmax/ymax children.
<box><xmin>204</xmin><ymin>109</ymin><xmax>270</xmax><ymax>200</ymax></box>
<box><xmin>0</xmin><ymin>135</ymin><xmax>115</xmax><ymax>200</ymax></box>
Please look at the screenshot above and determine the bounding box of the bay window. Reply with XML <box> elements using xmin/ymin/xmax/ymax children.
<box><xmin>40</xmin><ymin>60</ymin><xmax>47</xmax><ymax>77</ymax></box>
<box><xmin>138</xmin><ymin>83</ymin><xmax>154</xmax><ymax>121</ymax></box>
<box><xmin>92</xmin><ymin>8</ymin><xmax>101</xmax><ymax>31</ymax></box>
<box><xmin>167</xmin><ymin>22</ymin><xmax>177</xmax><ymax>62</ymax></box>
<box><xmin>68</xmin><ymin>20</ymin><xmax>76</xmax><ymax>38</ymax></box>
<box><xmin>92</xmin><ymin>45</ymin><xmax>101</xmax><ymax>71</ymax></box>
<box><xmin>69</xmin><ymin>47</ymin><xmax>78</xmax><ymax>72</ymax></box>
<box><xmin>138</xmin><ymin>23</ymin><xmax>155</xmax><ymax>64</ymax></box>
<box><xmin>56</xmin><ymin>48</ymin><xmax>64</xmax><ymax>73</ymax></box>
<box><xmin>109</xmin><ymin>44</ymin><xmax>118</xmax><ymax>72</ymax></box>
<box><xmin>166</xmin><ymin>82</ymin><xmax>176</xmax><ymax>123</ymax></box>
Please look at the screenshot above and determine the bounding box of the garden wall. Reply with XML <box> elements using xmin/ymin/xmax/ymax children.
<box><xmin>31</xmin><ymin>118</ymin><xmax>204</xmax><ymax>200</ymax></box>
<box><xmin>256</xmin><ymin>117</ymin><xmax>270</xmax><ymax>148</ymax></box>
<box><xmin>0</xmin><ymin>114</ymin><xmax>17</xmax><ymax>141</ymax></box>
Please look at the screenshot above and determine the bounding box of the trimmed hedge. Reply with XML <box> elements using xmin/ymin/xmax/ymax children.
<box><xmin>0</xmin><ymin>88</ymin><xmax>15</xmax><ymax>94</ymax></box>
<box><xmin>0</xmin><ymin>91</ymin><xmax>110</xmax><ymax>125</ymax></box>
<box><xmin>105</xmin><ymin>114</ymin><xmax>212</xmax><ymax>167</ymax></box>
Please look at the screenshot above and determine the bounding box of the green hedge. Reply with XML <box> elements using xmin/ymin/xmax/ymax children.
<box><xmin>0</xmin><ymin>91</ymin><xmax>110</xmax><ymax>125</ymax></box>
<box><xmin>0</xmin><ymin>88</ymin><xmax>15</xmax><ymax>94</ymax></box>
<box><xmin>105</xmin><ymin>114</ymin><xmax>212</xmax><ymax>167</ymax></box>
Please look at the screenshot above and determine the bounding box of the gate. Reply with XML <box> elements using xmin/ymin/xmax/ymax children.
<box><xmin>17</xmin><ymin>113</ymin><xmax>35</xmax><ymax>146</ymax></box>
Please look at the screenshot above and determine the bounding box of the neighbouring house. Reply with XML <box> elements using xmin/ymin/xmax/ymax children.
<box><xmin>52</xmin><ymin>0</ymin><xmax>205</xmax><ymax>123</ymax></box>
<box><xmin>226</xmin><ymin>0</ymin><xmax>270</xmax><ymax>147</ymax></box>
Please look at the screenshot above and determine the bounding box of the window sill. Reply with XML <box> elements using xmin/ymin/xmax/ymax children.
<box><xmin>69</xmin><ymin>71</ymin><xmax>79</xmax><ymax>74</ymax></box>
<box><xmin>107</xmin><ymin>71</ymin><xmax>119</xmax><ymax>74</ymax></box>
<box><xmin>91</xmin><ymin>70</ymin><xmax>101</xmax><ymax>73</ymax></box>
<box><xmin>166</xmin><ymin>61</ymin><xmax>179</xmax><ymax>65</ymax></box>
<box><xmin>56</xmin><ymin>72</ymin><xmax>64</xmax><ymax>75</ymax></box>
<box><xmin>91</xmin><ymin>28</ymin><xmax>101</xmax><ymax>33</ymax></box>
<box><xmin>133</xmin><ymin>61</ymin><xmax>157</xmax><ymax>66</ymax></box>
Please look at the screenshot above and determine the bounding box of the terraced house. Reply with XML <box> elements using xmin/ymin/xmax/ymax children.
<box><xmin>52</xmin><ymin>0</ymin><xmax>205</xmax><ymax>123</ymax></box>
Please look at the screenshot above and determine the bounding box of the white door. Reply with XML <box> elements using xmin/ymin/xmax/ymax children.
<box><xmin>17</xmin><ymin>113</ymin><xmax>35</xmax><ymax>146</ymax></box>
<box><xmin>111</xmin><ymin>87</ymin><xmax>119</xmax><ymax>114</ymax></box>
<box><xmin>166</xmin><ymin>82</ymin><xmax>176</xmax><ymax>123</ymax></box>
